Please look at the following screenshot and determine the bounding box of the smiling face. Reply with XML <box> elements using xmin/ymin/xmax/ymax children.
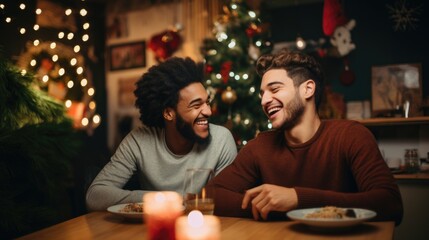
<box><xmin>259</xmin><ymin>69</ymin><xmax>305</xmax><ymax>130</ymax></box>
<box><xmin>175</xmin><ymin>82</ymin><xmax>212</xmax><ymax>143</ymax></box>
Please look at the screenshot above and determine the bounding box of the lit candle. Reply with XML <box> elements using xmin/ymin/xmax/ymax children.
<box><xmin>144</xmin><ymin>191</ymin><xmax>183</xmax><ymax>240</ymax></box>
<box><xmin>175</xmin><ymin>210</ymin><xmax>220</xmax><ymax>240</ymax></box>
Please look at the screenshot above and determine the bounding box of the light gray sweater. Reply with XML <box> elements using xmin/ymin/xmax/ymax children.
<box><xmin>86</xmin><ymin>123</ymin><xmax>237</xmax><ymax>211</ymax></box>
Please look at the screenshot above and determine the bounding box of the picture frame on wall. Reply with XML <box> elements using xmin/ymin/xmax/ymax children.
<box><xmin>371</xmin><ymin>63</ymin><xmax>422</xmax><ymax>118</ymax></box>
<box><xmin>109</xmin><ymin>41</ymin><xmax>146</xmax><ymax>71</ymax></box>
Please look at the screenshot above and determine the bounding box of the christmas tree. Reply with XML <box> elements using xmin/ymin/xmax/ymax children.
<box><xmin>201</xmin><ymin>0</ymin><xmax>272</xmax><ymax>147</ymax></box>
<box><xmin>0</xmin><ymin>56</ymin><xmax>80</xmax><ymax>238</ymax></box>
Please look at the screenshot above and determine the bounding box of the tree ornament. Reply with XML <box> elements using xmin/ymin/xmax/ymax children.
<box><xmin>221</xmin><ymin>86</ymin><xmax>237</xmax><ymax>105</ymax></box>
<box><xmin>205</xmin><ymin>64</ymin><xmax>214</xmax><ymax>74</ymax></box>
<box><xmin>248</xmin><ymin>44</ymin><xmax>261</xmax><ymax>60</ymax></box>
<box><xmin>339</xmin><ymin>57</ymin><xmax>355</xmax><ymax>86</ymax></box>
<box><xmin>220</xmin><ymin>61</ymin><xmax>232</xmax><ymax>84</ymax></box>
<box><xmin>245</xmin><ymin>23</ymin><xmax>259</xmax><ymax>38</ymax></box>
<box><xmin>233</xmin><ymin>113</ymin><xmax>241</xmax><ymax>124</ymax></box>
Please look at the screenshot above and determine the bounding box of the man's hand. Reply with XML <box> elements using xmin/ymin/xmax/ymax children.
<box><xmin>241</xmin><ymin>184</ymin><xmax>298</xmax><ymax>220</ymax></box>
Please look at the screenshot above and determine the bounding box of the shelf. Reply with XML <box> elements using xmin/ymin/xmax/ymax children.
<box><xmin>358</xmin><ymin>116</ymin><xmax>429</xmax><ymax>126</ymax></box>
<box><xmin>394</xmin><ymin>172</ymin><xmax>429</xmax><ymax>180</ymax></box>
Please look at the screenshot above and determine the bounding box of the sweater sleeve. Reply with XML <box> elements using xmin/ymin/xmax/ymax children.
<box><xmin>208</xmin><ymin>146</ymin><xmax>258</xmax><ymax>218</ymax></box>
<box><xmin>295</xmin><ymin>123</ymin><xmax>403</xmax><ymax>225</ymax></box>
<box><xmin>85</xmin><ymin>133</ymin><xmax>147</xmax><ymax>211</ymax></box>
<box><xmin>212</xmin><ymin>126</ymin><xmax>238</xmax><ymax>175</ymax></box>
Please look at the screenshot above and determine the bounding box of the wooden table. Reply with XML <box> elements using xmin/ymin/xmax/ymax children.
<box><xmin>17</xmin><ymin>211</ymin><xmax>394</xmax><ymax>240</ymax></box>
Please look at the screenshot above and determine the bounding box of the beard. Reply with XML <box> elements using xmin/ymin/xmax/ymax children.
<box><xmin>176</xmin><ymin>114</ymin><xmax>211</xmax><ymax>144</ymax></box>
<box><xmin>279</xmin><ymin>93</ymin><xmax>305</xmax><ymax>130</ymax></box>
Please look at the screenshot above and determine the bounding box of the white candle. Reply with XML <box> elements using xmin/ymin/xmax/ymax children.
<box><xmin>143</xmin><ymin>191</ymin><xmax>183</xmax><ymax>240</ymax></box>
<box><xmin>176</xmin><ymin>210</ymin><xmax>220</xmax><ymax>240</ymax></box>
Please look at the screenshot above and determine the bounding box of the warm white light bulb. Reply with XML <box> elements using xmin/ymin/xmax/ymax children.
<box><xmin>65</xmin><ymin>100</ymin><xmax>72</xmax><ymax>108</ymax></box>
<box><xmin>70</xmin><ymin>58</ymin><xmax>77</xmax><ymax>66</ymax></box>
<box><xmin>93</xmin><ymin>115</ymin><xmax>100</xmax><ymax>124</ymax></box>
<box><xmin>81</xmin><ymin>117</ymin><xmax>89</xmax><ymax>126</ymax></box>
<box><xmin>19</xmin><ymin>4</ymin><xmax>26</xmax><ymax>10</ymax></box>
<box><xmin>296</xmin><ymin>37</ymin><xmax>306</xmax><ymax>50</ymax></box>
<box><xmin>89</xmin><ymin>101</ymin><xmax>96</xmax><ymax>109</ymax></box>
<box><xmin>76</xmin><ymin>67</ymin><xmax>83</xmax><ymax>74</ymax></box>
<box><xmin>80</xmin><ymin>78</ymin><xmax>88</xmax><ymax>87</ymax></box>
<box><xmin>33</xmin><ymin>24</ymin><xmax>39</xmax><ymax>31</ymax></box>
<box><xmin>88</xmin><ymin>88</ymin><xmax>95</xmax><ymax>96</ymax></box>
<box><xmin>65</xmin><ymin>9</ymin><xmax>72</xmax><ymax>16</ymax></box>
<box><xmin>20</xmin><ymin>28</ymin><xmax>26</xmax><ymax>34</ymax></box>
<box><xmin>35</xmin><ymin>8</ymin><xmax>42</xmax><ymax>14</ymax></box>
<box><xmin>74</xmin><ymin>45</ymin><xmax>80</xmax><ymax>53</ymax></box>
<box><xmin>228</xmin><ymin>39</ymin><xmax>236</xmax><ymax>48</ymax></box>
<box><xmin>88</xmin><ymin>101</ymin><xmax>97</xmax><ymax>110</ymax></box>
<box><xmin>80</xmin><ymin>9</ymin><xmax>87</xmax><ymax>16</ymax></box>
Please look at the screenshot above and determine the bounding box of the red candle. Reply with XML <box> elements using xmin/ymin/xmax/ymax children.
<box><xmin>144</xmin><ymin>191</ymin><xmax>183</xmax><ymax>240</ymax></box>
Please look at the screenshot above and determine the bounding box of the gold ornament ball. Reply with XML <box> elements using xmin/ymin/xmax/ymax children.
<box><xmin>221</xmin><ymin>86</ymin><xmax>237</xmax><ymax>105</ymax></box>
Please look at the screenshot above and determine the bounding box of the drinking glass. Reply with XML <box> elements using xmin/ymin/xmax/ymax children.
<box><xmin>183</xmin><ymin>168</ymin><xmax>215</xmax><ymax>215</ymax></box>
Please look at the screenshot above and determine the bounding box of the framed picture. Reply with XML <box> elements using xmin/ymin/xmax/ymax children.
<box><xmin>371</xmin><ymin>63</ymin><xmax>422</xmax><ymax>117</ymax></box>
<box><xmin>118</xmin><ymin>75</ymin><xmax>139</xmax><ymax>108</ymax></box>
<box><xmin>109</xmin><ymin>41</ymin><xmax>146</xmax><ymax>71</ymax></box>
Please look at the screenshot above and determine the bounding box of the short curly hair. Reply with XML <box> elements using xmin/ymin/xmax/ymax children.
<box><xmin>256</xmin><ymin>50</ymin><xmax>325</xmax><ymax>110</ymax></box>
<box><xmin>134</xmin><ymin>57</ymin><xmax>204</xmax><ymax>128</ymax></box>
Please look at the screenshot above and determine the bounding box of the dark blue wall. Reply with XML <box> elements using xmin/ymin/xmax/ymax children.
<box><xmin>268</xmin><ymin>0</ymin><xmax>428</xmax><ymax>102</ymax></box>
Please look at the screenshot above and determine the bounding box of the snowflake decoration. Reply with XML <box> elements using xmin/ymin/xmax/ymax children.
<box><xmin>386</xmin><ymin>0</ymin><xmax>422</xmax><ymax>31</ymax></box>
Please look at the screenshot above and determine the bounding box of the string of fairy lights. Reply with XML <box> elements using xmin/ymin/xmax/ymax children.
<box><xmin>0</xmin><ymin>0</ymin><xmax>100</xmax><ymax>134</ymax></box>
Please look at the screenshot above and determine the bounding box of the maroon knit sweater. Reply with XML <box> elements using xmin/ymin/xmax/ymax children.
<box><xmin>210</xmin><ymin>119</ymin><xmax>403</xmax><ymax>225</ymax></box>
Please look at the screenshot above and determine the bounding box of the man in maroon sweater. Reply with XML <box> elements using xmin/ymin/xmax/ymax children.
<box><xmin>209</xmin><ymin>50</ymin><xmax>403</xmax><ymax>225</ymax></box>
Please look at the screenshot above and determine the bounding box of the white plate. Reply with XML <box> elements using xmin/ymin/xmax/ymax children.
<box><xmin>107</xmin><ymin>203</ymin><xmax>145</xmax><ymax>220</ymax></box>
<box><xmin>286</xmin><ymin>208</ymin><xmax>376</xmax><ymax>228</ymax></box>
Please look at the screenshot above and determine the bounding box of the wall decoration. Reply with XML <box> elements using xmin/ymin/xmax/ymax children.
<box><xmin>118</xmin><ymin>75</ymin><xmax>139</xmax><ymax>108</ymax></box>
<box><xmin>109</xmin><ymin>41</ymin><xmax>146</xmax><ymax>71</ymax></box>
<box><xmin>371</xmin><ymin>63</ymin><xmax>422</xmax><ymax>117</ymax></box>
<box><xmin>36</xmin><ymin>0</ymin><xmax>77</xmax><ymax>31</ymax></box>
<box><xmin>18</xmin><ymin>41</ymin><xmax>99</xmax><ymax>130</ymax></box>
<box><xmin>148</xmin><ymin>30</ymin><xmax>182</xmax><ymax>62</ymax></box>
<box><xmin>386</xmin><ymin>0</ymin><xmax>422</xmax><ymax>31</ymax></box>
<box><xmin>106</xmin><ymin>14</ymin><xmax>128</xmax><ymax>40</ymax></box>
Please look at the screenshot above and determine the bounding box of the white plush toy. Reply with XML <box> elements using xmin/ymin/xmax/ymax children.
<box><xmin>330</xmin><ymin>19</ymin><xmax>356</xmax><ymax>56</ymax></box>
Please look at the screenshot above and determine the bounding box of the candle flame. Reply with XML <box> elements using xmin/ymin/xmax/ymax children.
<box><xmin>155</xmin><ymin>192</ymin><xmax>166</xmax><ymax>203</ymax></box>
<box><xmin>188</xmin><ymin>210</ymin><xmax>204</xmax><ymax>228</ymax></box>
<box><xmin>202</xmin><ymin>188</ymin><xmax>206</xmax><ymax>199</ymax></box>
